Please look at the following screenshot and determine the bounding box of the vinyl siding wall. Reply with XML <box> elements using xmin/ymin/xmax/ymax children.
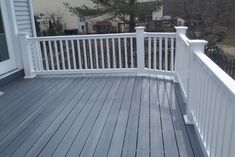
<box><xmin>13</xmin><ymin>0</ymin><xmax>34</xmax><ymax>36</ymax></box>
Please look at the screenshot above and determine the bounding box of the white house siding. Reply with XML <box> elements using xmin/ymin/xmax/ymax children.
<box><xmin>13</xmin><ymin>0</ymin><xmax>34</xmax><ymax>36</ymax></box>
<box><xmin>153</xmin><ymin>6</ymin><xmax>163</xmax><ymax>20</ymax></box>
<box><xmin>138</xmin><ymin>0</ymin><xmax>163</xmax><ymax>20</ymax></box>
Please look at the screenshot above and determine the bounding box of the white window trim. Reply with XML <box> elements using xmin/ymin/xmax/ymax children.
<box><xmin>0</xmin><ymin>0</ymin><xmax>17</xmax><ymax>73</ymax></box>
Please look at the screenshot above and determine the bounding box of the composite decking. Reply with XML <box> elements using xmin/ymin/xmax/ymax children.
<box><xmin>0</xmin><ymin>74</ymin><xmax>203</xmax><ymax>157</ymax></box>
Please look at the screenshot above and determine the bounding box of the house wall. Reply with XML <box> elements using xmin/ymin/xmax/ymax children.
<box><xmin>11</xmin><ymin>0</ymin><xmax>37</xmax><ymax>70</ymax></box>
<box><xmin>1</xmin><ymin>0</ymin><xmax>36</xmax><ymax>74</ymax></box>
<box><xmin>153</xmin><ymin>6</ymin><xmax>163</xmax><ymax>20</ymax></box>
<box><xmin>13</xmin><ymin>0</ymin><xmax>35</xmax><ymax>37</ymax></box>
<box><xmin>0</xmin><ymin>0</ymin><xmax>35</xmax><ymax>80</ymax></box>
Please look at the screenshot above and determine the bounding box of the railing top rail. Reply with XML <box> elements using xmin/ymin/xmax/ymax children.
<box><xmin>145</xmin><ymin>32</ymin><xmax>176</xmax><ymax>37</ymax></box>
<box><xmin>194</xmin><ymin>51</ymin><xmax>235</xmax><ymax>100</ymax></box>
<box><xmin>27</xmin><ymin>32</ymin><xmax>136</xmax><ymax>41</ymax></box>
<box><xmin>178</xmin><ymin>34</ymin><xmax>190</xmax><ymax>46</ymax></box>
<box><xmin>27</xmin><ymin>32</ymin><xmax>177</xmax><ymax>41</ymax></box>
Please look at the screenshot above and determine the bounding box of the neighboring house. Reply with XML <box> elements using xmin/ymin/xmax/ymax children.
<box><xmin>33</xmin><ymin>0</ymin><xmax>163</xmax><ymax>34</ymax></box>
<box><xmin>77</xmin><ymin>14</ymin><xmax>86</xmax><ymax>33</ymax></box>
<box><xmin>35</xmin><ymin>14</ymin><xmax>50</xmax><ymax>33</ymax></box>
<box><xmin>33</xmin><ymin>0</ymin><xmax>86</xmax><ymax>31</ymax></box>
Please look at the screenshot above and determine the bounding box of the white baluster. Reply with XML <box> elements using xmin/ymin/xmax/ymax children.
<box><xmin>171</xmin><ymin>38</ymin><xmax>174</xmax><ymax>71</ymax></box>
<box><xmin>112</xmin><ymin>38</ymin><xmax>116</xmax><ymax>68</ymax></box>
<box><xmin>36</xmin><ymin>41</ymin><xmax>43</xmax><ymax>72</ymax></box>
<box><xmin>101</xmin><ymin>39</ymin><xmax>105</xmax><ymax>69</ymax></box>
<box><xmin>88</xmin><ymin>39</ymin><xmax>93</xmax><ymax>69</ymax></box>
<box><xmin>153</xmin><ymin>37</ymin><xmax>157</xmax><ymax>69</ymax></box>
<box><xmin>94</xmin><ymin>39</ymin><xmax>99</xmax><ymax>69</ymax></box>
<box><xmin>54</xmin><ymin>40</ymin><xmax>60</xmax><ymax>70</ymax></box>
<box><xmin>165</xmin><ymin>37</ymin><xmax>168</xmax><ymax>71</ymax></box>
<box><xmin>60</xmin><ymin>40</ymin><xmax>66</xmax><ymax>70</ymax></box>
<box><xmin>118</xmin><ymin>38</ymin><xmax>122</xmax><ymax>68</ymax></box>
<box><xmin>148</xmin><ymin>37</ymin><xmax>151</xmax><ymax>69</ymax></box>
<box><xmin>159</xmin><ymin>37</ymin><xmax>162</xmax><ymax>70</ymax></box>
<box><xmin>83</xmin><ymin>40</ymin><xmax>88</xmax><ymax>69</ymax></box>
<box><xmin>130</xmin><ymin>37</ymin><xmax>134</xmax><ymax>68</ymax></box>
<box><xmin>43</xmin><ymin>41</ymin><xmax>49</xmax><ymax>71</ymax></box>
<box><xmin>106</xmin><ymin>38</ymin><xmax>110</xmax><ymax>69</ymax></box>
<box><xmin>48</xmin><ymin>41</ymin><xmax>55</xmax><ymax>70</ymax></box>
<box><xmin>71</xmin><ymin>40</ymin><xmax>77</xmax><ymax>70</ymax></box>
<box><xmin>124</xmin><ymin>38</ymin><xmax>128</xmax><ymax>68</ymax></box>
<box><xmin>77</xmin><ymin>40</ymin><xmax>82</xmax><ymax>69</ymax></box>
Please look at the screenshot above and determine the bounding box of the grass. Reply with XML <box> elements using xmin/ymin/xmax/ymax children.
<box><xmin>219</xmin><ymin>35</ymin><xmax>235</xmax><ymax>47</ymax></box>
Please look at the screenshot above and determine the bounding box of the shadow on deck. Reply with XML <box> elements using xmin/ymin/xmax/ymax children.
<box><xmin>0</xmin><ymin>74</ymin><xmax>204</xmax><ymax>157</ymax></box>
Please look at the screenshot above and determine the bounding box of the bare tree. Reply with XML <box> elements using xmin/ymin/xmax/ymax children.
<box><xmin>47</xmin><ymin>11</ymin><xmax>65</xmax><ymax>35</ymax></box>
<box><xmin>164</xmin><ymin>0</ymin><xmax>235</xmax><ymax>36</ymax></box>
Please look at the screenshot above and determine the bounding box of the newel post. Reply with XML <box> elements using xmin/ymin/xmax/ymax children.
<box><xmin>19</xmin><ymin>33</ymin><xmax>36</xmax><ymax>79</ymax></box>
<box><xmin>174</xmin><ymin>26</ymin><xmax>188</xmax><ymax>75</ymax></box>
<box><xmin>135</xmin><ymin>27</ymin><xmax>146</xmax><ymax>74</ymax></box>
<box><xmin>184</xmin><ymin>40</ymin><xmax>208</xmax><ymax>125</ymax></box>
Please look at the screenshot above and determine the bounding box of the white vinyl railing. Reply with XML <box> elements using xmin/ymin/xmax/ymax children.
<box><xmin>190</xmin><ymin>52</ymin><xmax>235</xmax><ymax>157</ymax></box>
<box><xmin>22</xmin><ymin>33</ymin><xmax>137</xmax><ymax>75</ymax></box>
<box><xmin>145</xmin><ymin>32</ymin><xmax>176</xmax><ymax>72</ymax></box>
<box><xmin>19</xmin><ymin>27</ymin><xmax>176</xmax><ymax>78</ymax></box>
<box><xmin>175</xmin><ymin>27</ymin><xmax>235</xmax><ymax>157</ymax></box>
<box><xmin>19</xmin><ymin>26</ymin><xmax>235</xmax><ymax>157</ymax></box>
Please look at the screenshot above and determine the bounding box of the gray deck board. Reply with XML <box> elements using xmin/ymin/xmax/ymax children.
<box><xmin>0</xmin><ymin>77</ymin><xmax>74</xmax><ymax>147</ymax></box>
<box><xmin>82</xmin><ymin>75</ymin><xmax>129</xmax><ymax>157</ymax></box>
<box><xmin>149</xmin><ymin>75</ymin><xmax>164</xmax><ymax>157</ymax></box>
<box><xmin>0</xmin><ymin>78</ymin><xmax>34</xmax><ymax>100</ymax></box>
<box><xmin>36</xmin><ymin>76</ymin><xmax>108</xmax><ymax>157</ymax></box>
<box><xmin>0</xmin><ymin>79</ymin><xmax>42</xmax><ymax>112</ymax></box>
<box><xmin>0</xmin><ymin>74</ymin><xmax>204</xmax><ymax>157</ymax></box>
<box><xmin>0</xmin><ymin>78</ymin><xmax>64</xmax><ymax>146</ymax></box>
<box><xmin>122</xmin><ymin>76</ymin><xmax>142</xmax><ymax>157</ymax></box>
<box><xmin>51</xmin><ymin>75</ymin><xmax>117</xmax><ymax>157</ymax></box>
<box><xmin>0</xmin><ymin>78</ymin><xmax>53</xmax><ymax>118</ymax></box>
<box><xmin>65</xmin><ymin>76</ymin><xmax>123</xmax><ymax>157</ymax></box>
<box><xmin>0</xmin><ymin>77</ymin><xmax>77</xmax><ymax>155</ymax></box>
<box><xmin>10</xmin><ymin>77</ymin><xmax>88</xmax><ymax>157</ymax></box>
<box><xmin>164</xmin><ymin>76</ymin><xmax>194</xmax><ymax>157</ymax></box>
<box><xmin>0</xmin><ymin>78</ymin><xmax>67</xmax><ymax>124</ymax></box>
<box><xmin>173</xmin><ymin>83</ymin><xmax>205</xmax><ymax>157</ymax></box>
<box><xmin>25</xmin><ymin>76</ymin><xmax>103</xmax><ymax>157</ymax></box>
<box><xmin>157</xmin><ymin>75</ymin><xmax>180</xmax><ymax>157</ymax></box>
<box><xmin>24</xmin><ymin>77</ymin><xmax>92</xmax><ymax>157</ymax></box>
<box><xmin>137</xmin><ymin>76</ymin><xmax>150</xmax><ymax>157</ymax></box>
<box><xmin>107</xmin><ymin>75</ymin><xmax>136</xmax><ymax>157</ymax></box>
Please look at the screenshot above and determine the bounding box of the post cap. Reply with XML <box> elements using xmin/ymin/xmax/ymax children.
<box><xmin>188</xmin><ymin>40</ymin><xmax>208</xmax><ymax>46</ymax></box>
<box><xmin>175</xmin><ymin>26</ymin><xmax>188</xmax><ymax>30</ymax></box>
<box><xmin>135</xmin><ymin>26</ymin><xmax>145</xmax><ymax>31</ymax></box>
<box><xmin>188</xmin><ymin>40</ymin><xmax>208</xmax><ymax>52</ymax></box>
<box><xmin>175</xmin><ymin>26</ymin><xmax>188</xmax><ymax>35</ymax></box>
